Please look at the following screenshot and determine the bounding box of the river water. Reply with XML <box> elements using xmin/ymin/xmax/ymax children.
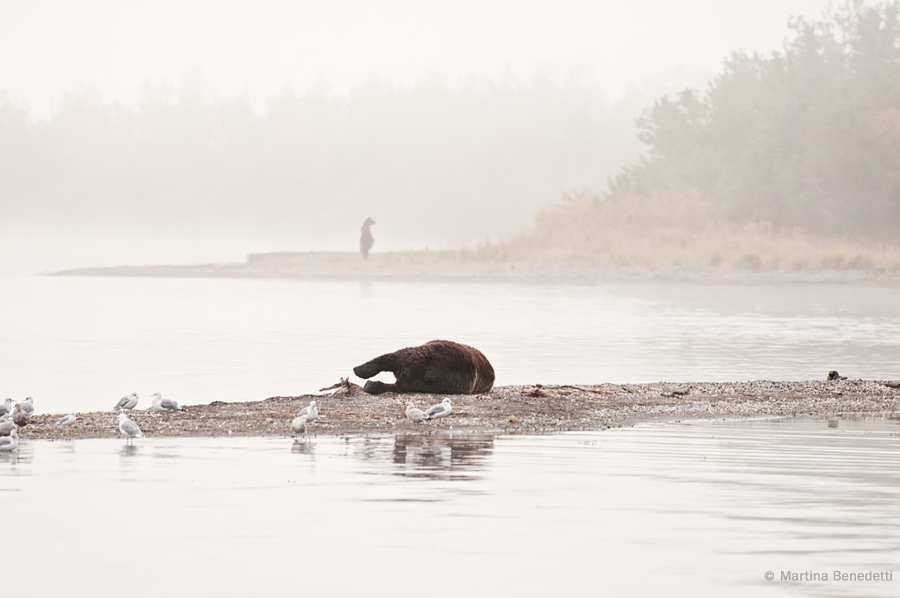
<box><xmin>2</xmin><ymin>275</ymin><xmax>899</xmax><ymax>596</ymax></box>
<box><xmin>1</xmin><ymin>275</ymin><xmax>899</xmax><ymax>413</ymax></box>
<box><xmin>2</xmin><ymin>418</ymin><xmax>898</xmax><ymax>597</ymax></box>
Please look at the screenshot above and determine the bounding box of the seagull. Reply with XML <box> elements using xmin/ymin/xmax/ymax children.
<box><xmin>118</xmin><ymin>412</ymin><xmax>144</xmax><ymax>445</ymax></box>
<box><xmin>0</xmin><ymin>428</ymin><xmax>18</xmax><ymax>452</ymax></box>
<box><xmin>0</xmin><ymin>398</ymin><xmax>12</xmax><ymax>418</ymax></box>
<box><xmin>424</xmin><ymin>398</ymin><xmax>452</xmax><ymax>423</ymax></box>
<box><xmin>0</xmin><ymin>420</ymin><xmax>15</xmax><ymax>436</ymax></box>
<box><xmin>151</xmin><ymin>392</ymin><xmax>184</xmax><ymax>413</ymax></box>
<box><xmin>56</xmin><ymin>413</ymin><xmax>77</xmax><ymax>426</ymax></box>
<box><xmin>292</xmin><ymin>400</ymin><xmax>319</xmax><ymax>438</ymax></box>
<box><xmin>290</xmin><ymin>414</ymin><xmax>309</xmax><ymax>437</ymax></box>
<box><xmin>19</xmin><ymin>396</ymin><xmax>34</xmax><ymax>416</ymax></box>
<box><xmin>405</xmin><ymin>400</ymin><xmax>425</xmax><ymax>423</ymax></box>
<box><xmin>11</xmin><ymin>404</ymin><xmax>29</xmax><ymax>428</ymax></box>
<box><xmin>112</xmin><ymin>392</ymin><xmax>140</xmax><ymax>411</ymax></box>
<box><xmin>299</xmin><ymin>400</ymin><xmax>319</xmax><ymax>421</ymax></box>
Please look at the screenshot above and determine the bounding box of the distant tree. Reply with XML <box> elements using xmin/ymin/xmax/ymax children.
<box><xmin>0</xmin><ymin>71</ymin><xmax>653</xmax><ymax>247</ymax></box>
<box><xmin>608</xmin><ymin>0</ymin><xmax>900</xmax><ymax>238</ymax></box>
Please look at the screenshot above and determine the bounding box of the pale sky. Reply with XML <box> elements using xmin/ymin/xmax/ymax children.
<box><xmin>1</xmin><ymin>0</ymin><xmax>834</xmax><ymax>116</ymax></box>
<box><xmin>0</xmin><ymin>0</ymin><xmax>841</xmax><ymax>274</ymax></box>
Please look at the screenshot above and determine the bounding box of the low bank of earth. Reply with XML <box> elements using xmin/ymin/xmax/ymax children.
<box><xmin>19</xmin><ymin>379</ymin><xmax>900</xmax><ymax>441</ymax></box>
<box><xmin>50</xmin><ymin>250</ymin><xmax>900</xmax><ymax>284</ymax></box>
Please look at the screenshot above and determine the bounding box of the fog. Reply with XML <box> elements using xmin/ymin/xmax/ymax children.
<box><xmin>0</xmin><ymin>0</ymin><xmax>834</xmax><ymax>274</ymax></box>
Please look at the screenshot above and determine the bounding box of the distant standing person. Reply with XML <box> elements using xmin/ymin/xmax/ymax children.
<box><xmin>360</xmin><ymin>217</ymin><xmax>376</xmax><ymax>258</ymax></box>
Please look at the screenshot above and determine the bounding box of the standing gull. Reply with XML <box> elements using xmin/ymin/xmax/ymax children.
<box><xmin>0</xmin><ymin>420</ymin><xmax>15</xmax><ymax>437</ymax></box>
<box><xmin>0</xmin><ymin>428</ymin><xmax>18</xmax><ymax>452</ymax></box>
<box><xmin>56</xmin><ymin>413</ymin><xmax>77</xmax><ymax>426</ymax></box>
<box><xmin>151</xmin><ymin>393</ymin><xmax>184</xmax><ymax>413</ymax></box>
<box><xmin>423</xmin><ymin>398</ymin><xmax>452</xmax><ymax>424</ymax></box>
<box><xmin>292</xmin><ymin>400</ymin><xmax>319</xmax><ymax>438</ymax></box>
<box><xmin>20</xmin><ymin>396</ymin><xmax>34</xmax><ymax>416</ymax></box>
<box><xmin>11</xmin><ymin>404</ymin><xmax>29</xmax><ymax>429</ymax></box>
<box><xmin>112</xmin><ymin>392</ymin><xmax>140</xmax><ymax>411</ymax></box>
<box><xmin>290</xmin><ymin>414</ymin><xmax>309</xmax><ymax>438</ymax></box>
<box><xmin>299</xmin><ymin>400</ymin><xmax>319</xmax><ymax>421</ymax></box>
<box><xmin>405</xmin><ymin>400</ymin><xmax>425</xmax><ymax>424</ymax></box>
<box><xmin>0</xmin><ymin>398</ymin><xmax>12</xmax><ymax>418</ymax></box>
<box><xmin>118</xmin><ymin>412</ymin><xmax>144</xmax><ymax>445</ymax></box>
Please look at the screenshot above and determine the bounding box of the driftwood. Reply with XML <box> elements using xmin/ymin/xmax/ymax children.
<box><xmin>319</xmin><ymin>377</ymin><xmax>367</xmax><ymax>397</ymax></box>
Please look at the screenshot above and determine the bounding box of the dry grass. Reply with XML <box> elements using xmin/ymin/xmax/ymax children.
<box><xmin>482</xmin><ymin>191</ymin><xmax>900</xmax><ymax>272</ymax></box>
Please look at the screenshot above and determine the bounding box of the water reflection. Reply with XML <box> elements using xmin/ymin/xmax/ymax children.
<box><xmin>119</xmin><ymin>444</ymin><xmax>140</xmax><ymax>458</ymax></box>
<box><xmin>291</xmin><ymin>439</ymin><xmax>315</xmax><ymax>455</ymax></box>
<box><xmin>0</xmin><ymin>452</ymin><xmax>20</xmax><ymax>466</ymax></box>
<box><xmin>56</xmin><ymin>440</ymin><xmax>77</xmax><ymax>454</ymax></box>
<box><xmin>391</xmin><ymin>433</ymin><xmax>494</xmax><ymax>479</ymax></box>
<box><xmin>2</xmin><ymin>421</ymin><xmax>899</xmax><ymax>597</ymax></box>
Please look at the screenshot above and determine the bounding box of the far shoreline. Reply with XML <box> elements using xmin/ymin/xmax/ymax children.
<box><xmin>46</xmin><ymin>250</ymin><xmax>900</xmax><ymax>286</ymax></box>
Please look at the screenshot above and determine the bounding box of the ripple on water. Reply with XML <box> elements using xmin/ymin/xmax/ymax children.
<box><xmin>1</xmin><ymin>418</ymin><xmax>898</xmax><ymax>597</ymax></box>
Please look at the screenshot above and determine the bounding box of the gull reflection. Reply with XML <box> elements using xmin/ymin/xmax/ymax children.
<box><xmin>391</xmin><ymin>433</ymin><xmax>494</xmax><ymax>479</ymax></box>
<box><xmin>119</xmin><ymin>444</ymin><xmax>140</xmax><ymax>458</ymax></box>
<box><xmin>0</xmin><ymin>451</ymin><xmax>20</xmax><ymax>466</ymax></box>
<box><xmin>291</xmin><ymin>439</ymin><xmax>315</xmax><ymax>456</ymax></box>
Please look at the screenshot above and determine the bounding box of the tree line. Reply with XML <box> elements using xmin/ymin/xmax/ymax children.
<box><xmin>0</xmin><ymin>74</ymin><xmax>650</xmax><ymax>248</ymax></box>
<box><xmin>603</xmin><ymin>0</ymin><xmax>900</xmax><ymax>240</ymax></box>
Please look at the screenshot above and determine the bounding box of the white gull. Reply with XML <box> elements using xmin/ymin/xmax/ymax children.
<box><xmin>423</xmin><ymin>398</ymin><xmax>452</xmax><ymax>423</ymax></box>
<box><xmin>113</xmin><ymin>392</ymin><xmax>140</xmax><ymax>411</ymax></box>
<box><xmin>299</xmin><ymin>400</ymin><xmax>319</xmax><ymax>421</ymax></box>
<box><xmin>292</xmin><ymin>400</ymin><xmax>320</xmax><ymax>437</ymax></box>
<box><xmin>56</xmin><ymin>413</ymin><xmax>77</xmax><ymax>426</ymax></box>
<box><xmin>291</xmin><ymin>414</ymin><xmax>309</xmax><ymax>437</ymax></box>
<box><xmin>405</xmin><ymin>400</ymin><xmax>425</xmax><ymax>423</ymax></box>
<box><xmin>118</xmin><ymin>412</ymin><xmax>144</xmax><ymax>445</ymax></box>
<box><xmin>151</xmin><ymin>392</ymin><xmax>184</xmax><ymax>413</ymax></box>
<box><xmin>19</xmin><ymin>396</ymin><xmax>34</xmax><ymax>416</ymax></box>
<box><xmin>0</xmin><ymin>428</ymin><xmax>18</xmax><ymax>452</ymax></box>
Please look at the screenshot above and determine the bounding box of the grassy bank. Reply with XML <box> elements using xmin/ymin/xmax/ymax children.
<box><xmin>481</xmin><ymin>192</ymin><xmax>900</xmax><ymax>274</ymax></box>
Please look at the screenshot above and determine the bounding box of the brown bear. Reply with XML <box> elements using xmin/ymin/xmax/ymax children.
<box><xmin>353</xmin><ymin>340</ymin><xmax>495</xmax><ymax>395</ymax></box>
<box><xmin>360</xmin><ymin>217</ymin><xmax>375</xmax><ymax>258</ymax></box>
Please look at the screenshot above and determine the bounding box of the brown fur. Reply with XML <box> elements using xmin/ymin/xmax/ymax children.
<box><xmin>353</xmin><ymin>340</ymin><xmax>495</xmax><ymax>395</ymax></box>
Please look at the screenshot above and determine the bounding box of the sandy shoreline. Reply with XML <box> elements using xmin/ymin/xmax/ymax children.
<box><xmin>49</xmin><ymin>250</ymin><xmax>900</xmax><ymax>285</ymax></box>
<box><xmin>17</xmin><ymin>379</ymin><xmax>900</xmax><ymax>441</ymax></box>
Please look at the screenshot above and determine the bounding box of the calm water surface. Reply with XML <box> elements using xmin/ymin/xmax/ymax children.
<box><xmin>3</xmin><ymin>275</ymin><xmax>898</xmax><ymax>595</ymax></box>
<box><xmin>2</xmin><ymin>418</ymin><xmax>898</xmax><ymax>597</ymax></box>
<box><xmin>1</xmin><ymin>276</ymin><xmax>899</xmax><ymax>413</ymax></box>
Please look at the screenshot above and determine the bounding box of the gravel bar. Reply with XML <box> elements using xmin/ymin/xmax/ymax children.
<box><xmin>17</xmin><ymin>379</ymin><xmax>900</xmax><ymax>441</ymax></box>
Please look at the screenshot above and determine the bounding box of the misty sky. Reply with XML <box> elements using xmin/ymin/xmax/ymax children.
<box><xmin>1</xmin><ymin>0</ymin><xmax>839</xmax><ymax>274</ymax></box>
<box><xmin>2</xmin><ymin>0</ymin><xmax>833</xmax><ymax>116</ymax></box>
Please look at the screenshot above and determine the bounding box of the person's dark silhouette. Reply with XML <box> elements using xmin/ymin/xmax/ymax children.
<box><xmin>360</xmin><ymin>217</ymin><xmax>375</xmax><ymax>258</ymax></box>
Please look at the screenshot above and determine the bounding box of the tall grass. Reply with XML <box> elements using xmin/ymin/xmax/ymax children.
<box><xmin>483</xmin><ymin>191</ymin><xmax>900</xmax><ymax>272</ymax></box>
